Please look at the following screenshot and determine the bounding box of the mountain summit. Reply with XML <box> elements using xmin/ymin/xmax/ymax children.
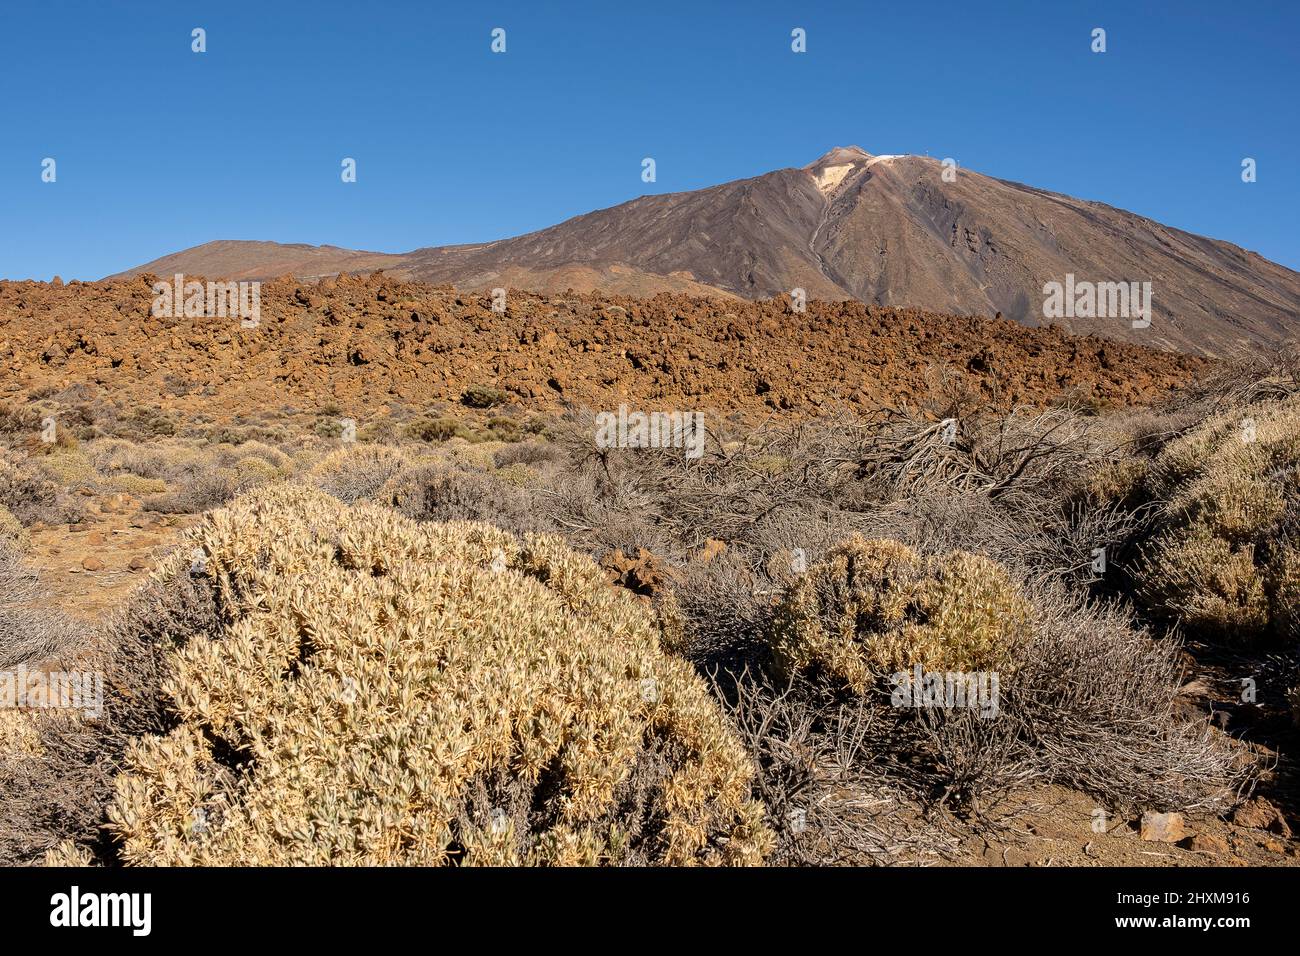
<box><xmin>806</xmin><ymin>145</ymin><xmax>878</xmax><ymax>171</ymax></box>
<box><xmin>112</xmin><ymin>149</ymin><xmax>1300</xmax><ymax>354</ymax></box>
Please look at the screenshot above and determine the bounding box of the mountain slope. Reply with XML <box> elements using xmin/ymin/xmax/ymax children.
<box><xmin>109</xmin><ymin>148</ymin><xmax>1300</xmax><ymax>355</ymax></box>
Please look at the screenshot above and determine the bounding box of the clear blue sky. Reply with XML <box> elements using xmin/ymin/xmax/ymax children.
<box><xmin>2</xmin><ymin>0</ymin><xmax>1297</xmax><ymax>280</ymax></box>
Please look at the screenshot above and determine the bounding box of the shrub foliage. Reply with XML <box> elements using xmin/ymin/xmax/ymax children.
<box><xmin>1138</xmin><ymin>393</ymin><xmax>1300</xmax><ymax>640</ymax></box>
<box><xmin>770</xmin><ymin>537</ymin><xmax>1031</xmax><ymax>693</ymax></box>
<box><xmin>94</xmin><ymin>485</ymin><xmax>771</xmax><ymax>865</ymax></box>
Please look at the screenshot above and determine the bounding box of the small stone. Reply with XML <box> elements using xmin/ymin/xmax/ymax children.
<box><xmin>1140</xmin><ymin>811</ymin><xmax>1186</xmax><ymax>843</ymax></box>
<box><xmin>128</xmin><ymin>555</ymin><xmax>149</xmax><ymax>571</ymax></box>
<box><xmin>80</xmin><ymin>556</ymin><xmax>103</xmax><ymax>571</ymax></box>
<box><xmin>1181</xmin><ymin>832</ymin><xmax>1229</xmax><ymax>854</ymax></box>
<box><xmin>1177</xmin><ymin>679</ymin><xmax>1213</xmax><ymax>698</ymax></box>
<box><xmin>1232</xmin><ymin>798</ymin><xmax>1292</xmax><ymax>837</ymax></box>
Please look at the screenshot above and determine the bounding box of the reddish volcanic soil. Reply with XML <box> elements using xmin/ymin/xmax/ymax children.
<box><xmin>0</xmin><ymin>273</ymin><xmax>1204</xmax><ymax>422</ymax></box>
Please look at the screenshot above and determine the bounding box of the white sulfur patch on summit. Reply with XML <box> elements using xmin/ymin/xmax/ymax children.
<box><xmin>807</xmin><ymin>147</ymin><xmax>911</xmax><ymax>195</ymax></box>
<box><xmin>814</xmin><ymin>164</ymin><xmax>855</xmax><ymax>194</ymax></box>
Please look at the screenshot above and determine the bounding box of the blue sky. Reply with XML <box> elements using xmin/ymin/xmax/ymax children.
<box><xmin>2</xmin><ymin>0</ymin><xmax>1297</xmax><ymax>280</ymax></box>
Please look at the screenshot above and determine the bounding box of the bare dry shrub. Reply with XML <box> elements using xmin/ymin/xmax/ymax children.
<box><xmin>0</xmin><ymin>505</ymin><xmax>28</xmax><ymax>552</ymax></box>
<box><xmin>756</xmin><ymin>544</ymin><xmax>1249</xmax><ymax>815</ymax></box>
<box><xmin>141</xmin><ymin>470</ymin><xmax>236</xmax><ymax>514</ymax></box>
<box><xmin>0</xmin><ymin>555</ymin><xmax>221</xmax><ymax>865</ymax></box>
<box><xmin>1010</xmin><ymin>581</ymin><xmax>1251</xmax><ymax>811</ymax></box>
<box><xmin>103</xmin><ymin>405</ymin><xmax>178</xmax><ymax>441</ymax></box>
<box><xmin>527</xmin><ymin>404</ymin><xmax>1142</xmax><ymax>676</ymax></box>
<box><xmin>1177</xmin><ymin>341</ymin><xmax>1300</xmax><ymax>411</ymax></box>
<box><xmin>91</xmin><ymin>439</ymin><xmax>278</xmax><ymax>513</ymax></box>
<box><xmin>82</xmin><ymin>439</ymin><xmax>242</xmax><ymax>514</ymax></box>
<box><xmin>493</xmin><ymin>440</ymin><xmax>565</xmax><ymax>470</ymax></box>
<box><xmin>210</xmin><ymin>440</ymin><xmax>291</xmax><ymax>473</ymax></box>
<box><xmin>377</xmin><ymin>461</ymin><xmax>547</xmax><ymax>535</ymax></box>
<box><xmin>719</xmin><ymin>674</ymin><xmax>960</xmax><ymax>865</ymax></box>
<box><xmin>308</xmin><ymin>443</ymin><xmax>408</xmax><ymax>504</ymax></box>
<box><xmin>508</xmin><ymin>406</ymin><xmax>1242</xmax><ymax>821</ymax></box>
<box><xmin>0</xmin><ymin>402</ymin><xmax>41</xmax><ymax>448</ymax></box>
<box><xmin>0</xmin><ymin>449</ymin><xmax>82</xmax><ymax>526</ymax></box>
<box><xmin>855</xmin><ymin>488</ymin><xmax>1149</xmax><ymax>588</ymax></box>
<box><xmin>852</xmin><ymin>404</ymin><xmax>1100</xmax><ymax>508</ymax></box>
<box><xmin>536</xmin><ymin>410</ymin><xmax>871</xmax><ymax>560</ymax></box>
<box><xmin>87</xmin><ymin>439</ymin><xmax>178</xmax><ymax>480</ymax></box>
<box><xmin>0</xmin><ymin>543</ymin><xmax>87</xmax><ymax>669</ymax></box>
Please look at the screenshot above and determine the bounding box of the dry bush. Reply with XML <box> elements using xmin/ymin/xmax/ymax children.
<box><xmin>1076</xmin><ymin>454</ymin><xmax>1149</xmax><ymax>508</ymax></box>
<box><xmin>1176</xmin><ymin>341</ymin><xmax>1300</xmax><ymax>411</ymax></box>
<box><xmin>536</xmin><ymin>410</ymin><xmax>871</xmax><ymax>561</ymax></box>
<box><xmin>541</xmin><ymin>403</ymin><xmax>1129</xmax><ymax>574</ymax></box>
<box><xmin>377</xmin><ymin>461</ymin><xmax>546</xmax><ymax>535</ymax></box>
<box><xmin>94</xmin><ymin>438</ymin><xmax>237</xmax><ymax>480</ymax></box>
<box><xmin>140</xmin><ymin>470</ymin><xmax>236</xmax><ymax>514</ymax></box>
<box><xmin>0</xmin><ymin>505</ymin><xmax>29</xmax><ymax>552</ymax></box>
<box><xmin>756</xmin><ymin>541</ymin><xmax>1249</xmax><ymax>814</ymax></box>
<box><xmin>0</xmin><ymin>542</ymin><xmax>87</xmax><ymax>669</ymax></box>
<box><xmin>103</xmin><ymin>472</ymin><xmax>168</xmax><ymax>496</ymax></box>
<box><xmin>718</xmin><ymin>674</ymin><xmax>959</xmax><ymax>865</ymax></box>
<box><xmin>104</xmin><ymin>405</ymin><xmax>178</xmax><ymax>441</ymax></box>
<box><xmin>527</xmin><ymin>405</ymin><xmax>1225</xmax><ymax>817</ymax></box>
<box><xmin>1</xmin><ymin>555</ymin><xmax>222</xmax><ymax>866</ymax></box>
<box><xmin>0</xmin><ymin>402</ymin><xmax>41</xmax><ymax>448</ymax></box>
<box><xmin>83</xmin><ymin>440</ymin><xmax>205</xmax><ymax>511</ymax></box>
<box><xmin>527</xmin><ymin>404</ymin><xmax>1138</xmax><ymax>678</ymax></box>
<box><xmin>0</xmin><ymin>604</ymin><xmax>84</xmax><ymax>673</ymax></box>
<box><xmin>34</xmin><ymin>448</ymin><xmax>94</xmax><ymax>490</ymax></box>
<box><xmin>84</xmin><ymin>438</ymin><xmax>287</xmax><ymax>513</ymax></box>
<box><xmin>308</xmin><ymin>443</ymin><xmax>408</xmax><ymax>504</ymax></box>
<box><xmin>0</xmin><ymin>449</ymin><xmax>82</xmax><ymax>526</ymax></box>
<box><xmin>460</xmin><ymin>384</ymin><xmax>508</xmax><ymax>409</ymax></box>
<box><xmin>666</xmin><ymin>550</ymin><xmax>780</xmax><ymax>675</ymax></box>
<box><xmin>1009</xmin><ymin>582</ymin><xmax>1252</xmax><ymax>810</ymax></box>
<box><xmin>87</xmin><ymin>439</ymin><xmax>184</xmax><ymax>481</ymax></box>
<box><xmin>1136</xmin><ymin>392</ymin><xmax>1300</xmax><ymax>641</ymax></box>
<box><xmin>439</xmin><ymin>437</ymin><xmax>512</xmax><ymax>470</ymax></box>
<box><xmin>853</xmin><ymin>488</ymin><xmax>1149</xmax><ymax>588</ymax></box>
<box><xmin>209</xmin><ymin>440</ymin><xmax>291</xmax><ymax>473</ymax></box>
<box><xmin>203</xmin><ymin>424</ymin><xmax>291</xmax><ymax>447</ymax></box>
<box><xmin>61</xmin><ymin>485</ymin><xmax>770</xmax><ymax>866</ymax></box>
<box><xmin>771</xmin><ymin>537</ymin><xmax>1031</xmax><ymax>693</ymax></box>
<box><xmin>406</xmin><ymin>415</ymin><xmax>474</xmax><ymax>443</ymax></box>
<box><xmin>493</xmin><ymin>440</ymin><xmax>565</xmax><ymax>470</ymax></box>
<box><xmin>853</xmin><ymin>404</ymin><xmax>1100</xmax><ymax>508</ymax></box>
